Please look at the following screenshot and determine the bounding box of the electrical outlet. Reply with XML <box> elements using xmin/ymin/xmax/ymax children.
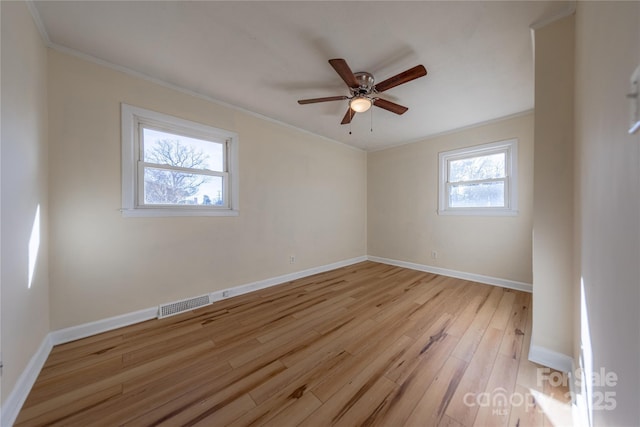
<box><xmin>222</xmin><ymin>290</ymin><xmax>229</xmax><ymax>298</ymax></box>
<box><xmin>431</xmin><ymin>251</ymin><xmax>438</xmax><ymax>259</ymax></box>
<box><xmin>290</xmin><ymin>255</ymin><xmax>296</xmax><ymax>264</ymax></box>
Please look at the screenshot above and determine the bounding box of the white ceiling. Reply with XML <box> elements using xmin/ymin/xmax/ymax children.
<box><xmin>32</xmin><ymin>1</ymin><xmax>572</xmax><ymax>151</ymax></box>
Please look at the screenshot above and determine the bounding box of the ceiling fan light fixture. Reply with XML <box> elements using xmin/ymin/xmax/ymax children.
<box><xmin>350</xmin><ymin>96</ymin><xmax>372</xmax><ymax>113</ymax></box>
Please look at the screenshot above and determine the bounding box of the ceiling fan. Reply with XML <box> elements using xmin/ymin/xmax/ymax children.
<box><xmin>298</xmin><ymin>58</ymin><xmax>427</xmax><ymax>125</ymax></box>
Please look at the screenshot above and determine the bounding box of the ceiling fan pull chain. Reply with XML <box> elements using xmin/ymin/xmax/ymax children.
<box><xmin>370</xmin><ymin>107</ymin><xmax>373</xmax><ymax>132</ymax></box>
<box><xmin>349</xmin><ymin>109</ymin><xmax>353</xmax><ymax>135</ymax></box>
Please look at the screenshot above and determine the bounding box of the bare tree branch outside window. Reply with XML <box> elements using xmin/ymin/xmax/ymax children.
<box><xmin>144</xmin><ymin>139</ymin><xmax>210</xmax><ymax>204</ymax></box>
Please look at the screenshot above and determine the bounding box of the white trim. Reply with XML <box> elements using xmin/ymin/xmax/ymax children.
<box><xmin>25</xmin><ymin>1</ymin><xmax>538</xmax><ymax>155</ymax></box>
<box><xmin>121</xmin><ymin>103</ymin><xmax>240</xmax><ymax>217</ymax></box>
<box><xmin>49</xmin><ymin>255</ymin><xmax>369</xmax><ymax>347</ymax></box>
<box><xmin>25</xmin><ymin>0</ymin><xmax>51</xmax><ymax>45</ymax></box>
<box><xmin>0</xmin><ymin>256</ymin><xmax>367</xmax><ymax>423</ymax></box>
<box><xmin>529</xmin><ymin>1</ymin><xmax>576</xmax><ymax>31</ymax></box>
<box><xmin>121</xmin><ymin>208</ymin><xmax>239</xmax><ymax>218</ymax></box>
<box><xmin>16</xmin><ymin>255</ymin><xmax>530</xmax><ymax>349</ymax></box>
<box><xmin>1</xmin><ymin>254</ymin><xmax>532</xmax><ymax>424</ymax></box>
<box><xmin>0</xmin><ymin>335</ymin><xmax>53</xmax><ymax>427</ymax></box>
<box><xmin>528</xmin><ymin>344</ymin><xmax>574</xmax><ymax>373</ymax></box>
<box><xmin>51</xmin><ymin>256</ymin><xmax>367</xmax><ymax>346</ymax></box>
<box><xmin>208</xmin><ymin>256</ymin><xmax>369</xmax><ymax>303</ymax></box>
<box><xmin>438</xmin><ymin>138</ymin><xmax>519</xmax><ymax>216</ymax></box>
<box><xmin>367</xmin><ymin>109</ymin><xmax>534</xmax><ymax>153</ymax></box>
<box><xmin>45</xmin><ymin>42</ymin><xmax>362</xmax><ymax>154</ymax></box>
<box><xmin>23</xmin><ymin>2</ymin><xmax>360</xmax><ymax>154</ymax></box>
<box><xmin>367</xmin><ymin>255</ymin><xmax>532</xmax><ymax>293</ymax></box>
<box><xmin>437</xmin><ymin>209</ymin><xmax>519</xmax><ymax>217</ymax></box>
<box><xmin>50</xmin><ymin>307</ymin><xmax>158</xmax><ymax>346</ymax></box>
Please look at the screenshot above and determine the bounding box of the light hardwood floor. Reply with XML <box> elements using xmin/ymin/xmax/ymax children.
<box><xmin>15</xmin><ymin>262</ymin><xmax>572</xmax><ymax>426</ymax></box>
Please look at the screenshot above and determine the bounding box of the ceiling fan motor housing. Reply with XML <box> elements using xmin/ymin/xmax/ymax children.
<box><xmin>353</xmin><ymin>72</ymin><xmax>375</xmax><ymax>95</ymax></box>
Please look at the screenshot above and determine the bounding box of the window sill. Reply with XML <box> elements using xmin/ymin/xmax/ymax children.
<box><xmin>121</xmin><ymin>208</ymin><xmax>239</xmax><ymax>218</ymax></box>
<box><xmin>438</xmin><ymin>209</ymin><xmax>518</xmax><ymax>217</ymax></box>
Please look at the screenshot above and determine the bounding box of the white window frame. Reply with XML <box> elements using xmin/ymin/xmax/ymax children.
<box><xmin>121</xmin><ymin>104</ymin><xmax>239</xmax><ymax>217</ymax></box>
<box><xmin>438</xmin><ymin>139</ymin><xmax>518</xmax><ymax>216</ymax></box>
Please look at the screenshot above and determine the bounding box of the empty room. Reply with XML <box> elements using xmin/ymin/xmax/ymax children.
<box><xmin>2</xmin><ymin>1</ymin><xmax>639</xmax><ymax>426</ymax></box>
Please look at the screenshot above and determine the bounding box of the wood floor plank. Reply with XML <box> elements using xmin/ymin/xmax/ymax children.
<box><xmin>233</xmin><ymin>350</ymin><xmax>352</xmax><ymax>425</ymax></box>
<box><xmin>371</xmin><ymin>333</ymin><xmax>460</xmax><ymax>426</ymax></box>
<box><xmin>404</xmin><ymin>278</ymin><xmax>480</xmax><ymax>340</ymax></box>
<box><xmin>257</xmin><ymin>305</ymin><xmax>346</xmax><ymax>344</ymax></box>
<box><xmin>445</xmin><ymin>327</ymin><xmax>504</xmax><ymax>426</ymax></box>
<box><xmin>499</xmin><ymin>291</ymin><xmax>530</xmax><ymax>361</ymax></box>
<box><xmin>489</xmin><ymin>290</ymin><xmax>517</xmax><ymax>331</ymax></box>
<box><xmin>440</xmin><ymin>414</ymin><xmax>466</xmax><ymax>427</ymax></box>
<box><xmin>404</xmin><ymin>355</ymin><xmax>468</xmax><ymax>426</ymax></box>
<box><xmin>228</xmin><ymin>329</ymin><xmax>319</xmax><ymax>368</ymax></box>
<box><xmin>15</xmin><ymin>262</ymin><xmax>569</xmax><ymax>427</ymax></box>
<box><xmin>165</xmin><ymin>393</ymin><xmax>256</xmax><ymax>427</ymax></box>
<box><xmin>17</xmin><ymin>340</ymin><xmax>215</xmax><ymax>424</ymax></box>
<box><xmin>11</xmin><ymin>385</ymin><xmax>122</xmax><ymax>427</ymax></box>
<box><xmin>383</xmin><ymin>312</ymin><xmax>455</xmax><ymax>384</ymax></box>
<box><xmin>123</xmin><ymin>360</ymin><xmax>285</xmax><ymax>426</ymax></box>
<box><xmin>451</xmin><ymin>286</ymin><xmax>504</xmax><ymax>362</ymax></box>
<box><xmin>249</xmin><ymin>348</ymin><xmax>350</xmax><ymax>406</ymax></box>
<box><xmin>443</xmin><ymin>295</ymin><xmax>486</xmax><ymax>339</ymax></box>
<box><xmin>514</xmin><ymin>297</ymin><xmax>543</xmax><ymax>393</ymax></box>
<box><xmin>281</xmin><ymin>317</ymin><xmax>378</xmax><ymax>368</ymax></box>
<box><xmin>331</xmin><ymin>375</ymin><xmax>397</xmax><ymax>427</ymax></box>
<box><xmin>64</xmin><ymin>357</ymin><xmax>234</xmax><ymax>426</ymax></box>
<box><xmin>261</xmin><ymin>391</ymin><xmax>323</xmax><ymax>427</ymax></box>
<box><xmin>26</xmin><ymin>354</ymin><xmax>124</xmax><ymax>405</ymax></box>
<box><xmin>472</xmin><ymin>353</ymin><xmax>520</xmax><ymax>427</ymax></box>
<box><xmin>507</xmin><ymin>384</ymin><xmax>545</xmax><ymax>427</ymax></box>
<box><xmin>301</xmin><ymin>335</ymin><xmax>413</xmax><ymax>425</ymax></box>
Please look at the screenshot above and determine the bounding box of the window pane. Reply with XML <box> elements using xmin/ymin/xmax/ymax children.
<box><xmin>449</xmin><ymin>181</ymin><xmax>505</xmax><ymax>208</ymax></box>
<box><xmin>143</xmin><ymin>167</ymin><xmax>224</xmax><ymax>206</ymax></box>
<box><xmin>449</xmin><ymin>152</ymin><xmax>505</xmax><ymax>182</ymax></box>
<box><xmin>142</xmin><ymin>127</ymin><xmax>224</xmax><ymax>172</ymax></box>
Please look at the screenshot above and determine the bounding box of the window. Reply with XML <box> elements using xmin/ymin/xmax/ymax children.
<box><xmin>121</xmin><ymin>104</ymin><xmax>239</xmax><ymax>217</ymax></box>
<box><xmin>438</xmin><ymin>139</ymin><xmax>518</xmax><ymax>216</ymax></box>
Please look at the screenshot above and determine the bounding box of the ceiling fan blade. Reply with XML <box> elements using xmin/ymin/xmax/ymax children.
<box><xmin>373</xmin><ymin>98</ymin><xmax>409</xmax><ymax>115</ymax></box>
<box><xmin>298</xmin><ymin>96</ymin><xmax>348</xmax><ymax>104</ymax></box>
<box><xmin>341</xmin><ymin>108</ymin><xmax>356</xmax><ymax>125</ymax></box>
<box><xmin>374</xmin><ymin>65</ymin><xmax>427</xmax><ymax>93</ymax></box>
<box><xmin>329</xmin><ymin>58</ymin><xmax>360</xmax><ymax>89</ymax></box>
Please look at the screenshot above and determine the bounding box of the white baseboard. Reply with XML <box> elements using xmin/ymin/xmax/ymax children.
<box><xmin>1</xmin><ymin>254</ymin><xmax>530</xmax><ymax>425</ymax></box>
<box><xmin>1</xmin><ymin>335</ymin><xmax>53</xmax><ymax>427</ymax></box>
<box><xmin>50</xmin><ymin>307</ymin><xmax>159</xmax><ymax>346</ymax></box>
<box><xmin>50</xmin><ymin>256</ymin><xmax>368</xmax><ymax>346</ymax></box>
<box><xmin>367</xmin><ymin>255</ymin><xmax>533</xmax><ymax>293</ymax></box>
<box><xmin>0</xmin><ymin>255</ymin><xmax>368</xmax><ymax>425</ymax></box>
<box><xmin>528</xmin><ymin>344</ymin><xmax>574</xmax><ymax>373</ymax></box>
<box><xmin>208</xmin><ymin>256</ymin><xmax>368</xmax><ymax>303</ymax></box>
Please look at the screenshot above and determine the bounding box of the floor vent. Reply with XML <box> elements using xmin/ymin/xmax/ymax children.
<box><xmin>158</xmin><ymin>294</ymin><xmax>212</xmax><ymax>318</ymax></box>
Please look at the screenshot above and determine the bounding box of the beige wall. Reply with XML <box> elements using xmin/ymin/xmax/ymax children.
<box><xmin>575</xmin><ymin>2</ymin><xmax>639</xmax><ymax>425</ymax></box>
<box><xmin>47</xmin><ymin>50</ymin><xmax>367</xmax><ymax>329</ymax></box>
<box><xmin>530</xmin><ymin>15</ymin><xmax>575</xmax><ymax>357</ymax></box>
<box><xmin>0</xmin><ymin>1</ymin><xmax>51</xmax><ymax>405</ymax></box>
<box><xmin>367</xmin><ymin>113</ymin><xmax>534</xmax><ymax>284</ymax></box>
<box><xmin>8</xmin><ymin>3</ymin><xmax>639</xmax><ymax>425</ymax></box>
